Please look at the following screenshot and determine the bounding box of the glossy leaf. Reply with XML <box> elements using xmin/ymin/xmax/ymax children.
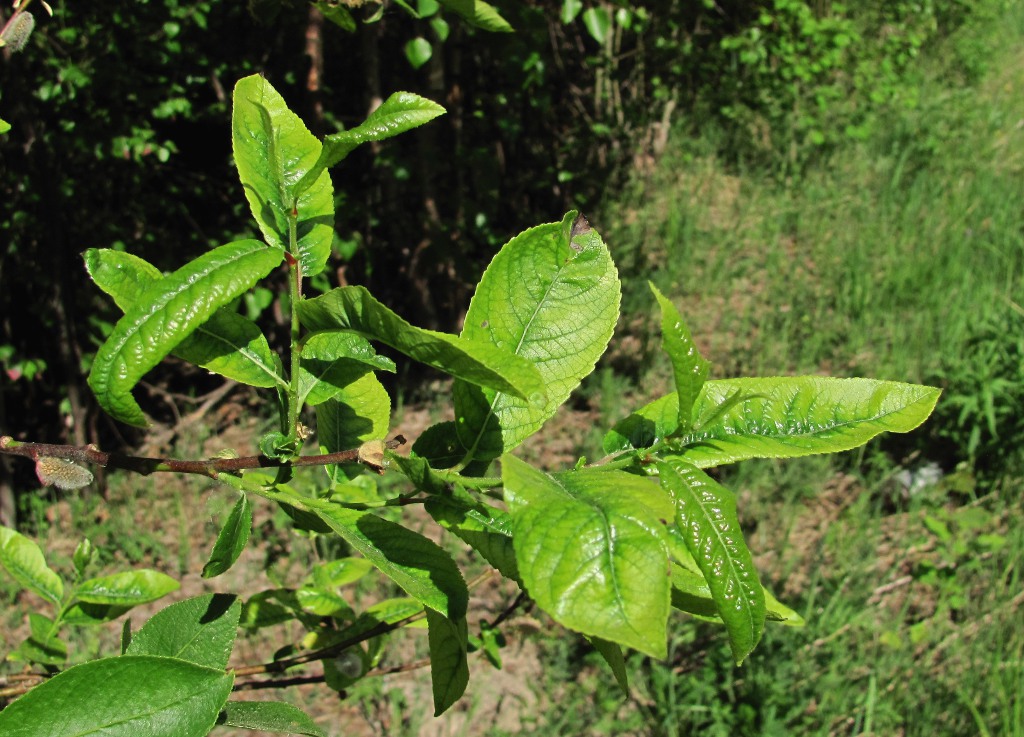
<box><xmin>318</xmin><ymin>373</ymin><xmax>391</xmax><ymax>483</ymax></box>
<box><xmin>603</xmin><ymin>392</ymin><xmax>678</xmax><ymax>454</ymax></box>
<box><xmin>218</xmin><ymin>701</ymin><xmax>326</xmax><ymax>737</ymax></box>
<box><xmin>659</xmin><ymin>461</ymin><xmax>764</xmax><ymax>664</ymax></box>
<box><xmin>0</xmin><ymin>655</ymin><xmax>233</xmax><ymax>737</ymax></box>
<box><xmin>294</xmin><ymin>91</ymin><xmax>446</xmax><ymax>196</ymax></box>
<box><xmin>0</xmin><ymin>526</ymin><xmax>63</xmax><ymax>605</ymax></box>
<box><xmin>126</xmin><ymin>594</ymin><xmax>241</xmax><ymax>670</ymax></box>
<box><xmin>590</xmin><ymin>637</ymin><xmax>628</xmax><ymax>693</ymax></box>
<box><xmin>76</xmin><ymin>569</ymin><xmax>179</xmax><ymax>606</ymax></box>
<box><xmin>297</xmin><ymin>285</ymin><xmax>545</xmax><ymax>401</ymax></box>
<box><xmin>298</xmin><ymin>332</ymin><xmax>395</xmax><ymax>407</ymax></box>
<box><xmin>651</xmin><ymin>283</ymin><xmax>709</xmax><ymax>432</ymax></box>
<box><xmin>84</xmin><ymin>248</ymin><xmax>284</xmax><ymax>390</ymax></box>
<box><xmin>313</xmin><ymin>506</ymin><xmax>468</xmax><ymax>620</ymax></box>
<box><xmin>502</xmin><ymin>455</ymin><xmax>672</xmax><ymax>657</ymax></box>
<box><xmin>438</xmin><ymin>0</ymin><xmax>513</xmax><ymax>31</ymax></box>
<box><xmin>87</xmin><ymin>240</ymin><xmax>283</xmax><ymax>426</ymax></box>
<box><xmin>427</xmin><ymin>609</ymin><xmax>469</xmax><ymax>716</ymax></box>
<box><xmin>453</xmin><ymin>212</ymin><xmax>620</xmax><ymax>462</ymax></box>
<box><xmin>425</xmin><ymin>492</ymin><xmax>520</xmax><ymax>581</ymax></box>
<box><xmin>232</xmin><ymin>75</ymin><xmax>334</xmax><ymax>277</ymax></box>
<box><xmin>404</xmin><ymin>37</ymin><xmax>433</xmax><ymax>68</ymax></box>
<box><xmin>202</xmin><ymin>493</ymin><xmax>253</xmax><ymax>578</ymax></box>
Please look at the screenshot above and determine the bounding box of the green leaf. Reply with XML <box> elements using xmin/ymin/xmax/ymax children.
<box><xmin>312</xmin><ymin>557</ymin><xmax>375</xmax><ymax>588</ymax></box>
<box><xmin>582</xmin><ymin>6</ymin><xmax>611</xmax><ymax>43</ymax></box>
<box><xmin>590</xmin><ymin>636</ymin><xmax>628</xmax><ymax>693</ymax></box>
<box><xmin>426</xmin><ymin>609</ymin><xmax>469</xmax><ymax>716</ymax></box>
<box><xmin>603</xmin><ymin>392</ymin><xmax>678</xmax><ymax>454</ymax></box>
<box><xmin>561</xmin><ymin>0</ymin><xmax>583</xmax><ymax>24</ymax></box>
<box><xmin>126</xmin><ymin>594</ymin><xmax>241</xmax><ymax>670</ymax></box>
<box><xmin>675</xmin><ymin>377</ymin><xmax>941</xmax><ymax>467</ymax></box>
<box><xmin>83</xmin><ymin>249</ymin><xmax>284</xmax><ymax>390</ymax></box>
<box><xmin>437</xmin><ymin>0</ymin><xmax>513</xmax><ymax>31</ymax></box>
<box><xmin>650</xmin><ymin>283</ymin><xmax>710</xmax><ymax>432</ymax></box>
<box><xmin>313</xmin><ymin>507</ymin><xmax>467</xmax><ymax>619</ymax></box>
<box><xmin>76</xmin><ymin>569</ymin><xmax>180</xmax><ymax>606</ymax></box>
<box><xmin>658</xmin><ymin>461</ymin><xmax>765</xmax><ymax>664</ymax></box>
<box><xmin>317</xmin><ymin>373</ymin><xmax>391</xmax><ymax>483</ymax></box>
<box><xmin>502</xmin><ymin>455</ymin><xmax>672</xmax><ymax>657</ymax></box>
<box><xmin>297</xmin><ymin>286</ymin><xmax>545</xmax><ymax>401</ymax></box>
<box><xmin>8</xmin><ymin>613</ymin><xmax>67</xmax><ymax>666</ymax></box>
<box><xmin>314</xmin><ymin>0</ymin><xmax>355</xmax><ymax>32</ymax></box>
<box><xmin>296</xmin><ymin>587</ymin><xmax>353</xmax><ymax>617</ymax></box>
<box><xmin>294</xmin><ymin>91</ymin><xmax>445</xmax><ymax>196</ymax></box>
<box><xmin>232</xmin><ymin>75</ymin><xmax>334</xmax><ymax>277</ymax></box>
<box><xmin>0</xmin><ymin>118</ymin><xmax>10</xmax><ymax>134</ymax></box>
<box><xmin>62</xmin><ymin>602</ymin><xmax>132</xmax><ymax>626</ymax></box>
<box><xmin>453</xmin><ymin>212</ymin><xmax>621</xmax><ymax>462</ymax></box>
<box><xmin>299</xmin><ymin>332</ymin><xmax>395</xmax><ymax>407</ymax></box>
<box><xmin>0</xmin><ymin>655</ymin><xmax>233</xmax><ymax>737</ymax></box>
<box><xmin>425</xmin><ymin>493</ymin><xmax>519</xmax><ymax>581</ymax></box>
<box><xmin>404</xmin><ymin>37</ymin><xmax>433</xmax><ymax>69</ymax></box>
<box><xmin>87</xmin><ymin>240</ymin><xmax>283</xmax><ymax>426</ymax></box>
<box><xmin>218</xmin><ymin>701</ymin><xmax>326</xmax><ymax>736</ymax></box>
<box><xmin>0</xmin><ymin>526</ymin><xmax>63</xmax><ymax>606</ymax></box>
<box><xmin>202</xmin><ymin>493</ymin><xmax>253</xmax><ymax>578</ymax></box>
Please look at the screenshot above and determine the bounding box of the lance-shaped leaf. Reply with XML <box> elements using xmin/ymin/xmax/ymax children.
<box><xmin>502</xmin><ymin>455</ymin><xmax>673</xmax><ymax>658</ymax></box>
<box><xmin>658</xmin><ymin>461</ymin><xmax>765</xmax><ymax>664</ymax></box>
<box><xmin>88</xmin><ymin>240</ymin><xmax>283</xmax><ymax>426</ymax></box>
<box><xmin>126</xmin><ymin>594</ymin><xmax>241</xmax><ymax>670</ymax></box>
<box><xmin>313</xmin><ymin>506</ymin><xmax>468</xmax><ymax>620</ymax></box>
<box><xmin>298</xmin><ymin>332</ymin><xmax>395</xmax><ymax>407</ymax></box>
<box><xmin>295</xmin><ymin>92</ymin><xmax>446</xmax><ymax>196</ymax></box>
<box><xmin>0</xmin><ymin>656</ymin><xmax>233</xmax><ymax>737</ymax></box>
<box><xmin>232</xmin><ymin>75</ymin><xmax>334</xmax><ymax>277</ymax></box>
<box><xmin>438</xmin><ymin>0</ymin><xmax>513</xmax><ymax>31</ymax></box>
<box><xmin>84</xmin><ymin>248</ymin><xmax>284</xmax><ymax>389</ymax></box>
<box><xmin>297</xmin><ymin>286</ymin><xmax>545</xmax><ymax>401</ymax></box>
<box><xmin>453</xmin><ymin>212</ymin><xmax>620</xmax><ymax>462</ymax></box>
<box><xmin>0</xmin><ymin>526</ymin><xmax>63</xmax><ymax>606</ymax></box>
<box><xmin>76</xmin><ymin>570</ymin><xmax>180</xmax><ymax>606</ymax></box>
<box><xmin>427</xmin><ymin>609</ymin><xmax>470</xmax><ymax>716</ymax></box>
<box><xmin>202</xmin><ymin>494</ymin><xmax>253</xmax><ymax>578</ymax></box>
<box><xmin>673</xmin><ymin>377</ymin><xmax>941</xmax><ymax>468</ymax></box>
<box><xmin>650</xmin><ymin>283</ymin><xmax>710</xmax><ymax>432</ymax></box>
<box><xmin>218</xmin><ymin>701</ymin><xmax>326</xmax><ymax>737</ymax></box>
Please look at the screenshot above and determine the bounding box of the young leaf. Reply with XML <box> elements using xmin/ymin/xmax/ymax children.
<box><xmin>62</xmin><ymin>603</ymin><xmax>132</xmax><ymax>626</ymax></box>
<box><xmin>0</xmin><ymin>656</ymin><xmax>233</xmax><ymax>737</ymax></box>
<box><xmin>603</xmin><ymin>392</ymin><xmax>679</xmax><ymax>454</ymax></box>
<box><xmin>8</xmin><ymin>613</ymin><xmax>67</xmax><ymax>666</ymax></box>
<box><xmin>232</xmin><ymin>75</ymin><xmax>334</xmax><ymax>277</ymax></box>
<box><xmin>658</xmin><ymin>461</ymin><xmax>765</xmax><ymax>664</ymax></box>
<box><xmin>313</xmin><ymin>506</ymin><xmax>468</xmax><ymax>620</ymax></box>
<box><xmin>83</xmin><ymin>248</ymin><xmax>285</xmax><ymax>390</ymax></box>
<box><xmin>0</xmin><ymin>526</ymin><xmax>63</xmax><ymax>606</ymax></box>
<box><xmin>298</xmin><ymin>332</ymin><xmax>395</xmax><ymax>407</ymax></box>
<box><xmin>437</xmin><ymin>0</ymin><xmax>514</xmax><ymax>31</ymax></box>
<box><xmin>126</xmin><ymin>594</ymin><xmax>241</xmax><ymax>670</ymax></box>
<box><xmin>426</xmin><ymin>609</ymin><xmax>470</xmax><ymax>716</ymax></box>
<box><xmin>75</xmin><ymin>570</ymin><xmax>180</xmax><ymax>606</ymax></box>
<box><xmin>87</xmin><ymin>240</ymin><xmax>283</xmax><ymax>426</ymax></box>
<box><xmin>675</xmin><ymin>377</ymin><xmax>942</xmax><ymax>468</ymax></box>
<box><xmin>294</xmin><ymin>91</ymin><xmax>446</xmax><ymax>197</ymax></box>
<box><xmin>202</xmin><ymin>494</ymin><xmax>253</xmax><ymax>578</ymax></box>
<box><xmin>453</xmin><ymin>212</ymin><xmax>621</xmax><ymax>462</ymax></box>
<box><xmin>217</xmin><ymin>701</ymin><xmax>326</xmax><ymax>737</ymax></box>
<box><xmin>297</xmin><ymin>286</ymin><xmax>545</xmax><ymax>401</ymax></box>
<box><xmin>650</xmin><ymin>283</ymin><xmax>710</xmax><ymax>432</ymax></box>
<box><xmin>589</xmin><ymin>637</ymin><xmax>629</xmax><ymax>693</ymax></box>
<box><xmin>501</xmin><ymin>455</ymin><xmax>673</xmax><ymax>658</ymax></box>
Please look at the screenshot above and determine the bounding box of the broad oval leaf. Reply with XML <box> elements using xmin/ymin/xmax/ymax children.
<box><xmin>297</xmin><ymin>285</ymin><xmax>545</xmax><ymax>401</ymax></box>
<box><xmin>299</xmin><ymin>332</ymin><xmax>395</xmax><ymax>407</ymax></box>
<box><xmin>87</xmin><ymin>240</ymin><xmax>283</xmax><ymax>426</ymax></box>
<box><xmin>453</xmin><ymin>212</ymin><xmax>621</xmax><ymax>462</ymax></box>
<box><xmin>313</xmin><ymin>506</ymin><xmax>468</xmax><ymax>620</ymax></box>
<box><xmin>218</xmin><ymin>701</ymin><xmax>326</xmax><ymax>737</ymax></box>
<box><xmin>76</xmin><ymin>569</ymin><xmax>179</xmax><ymax>606</ymax></box>
<box><xmin>0</xmin><ymin>655</ymin><xmax>233</xmax><ymax>737</ymax></box>
<box><xmin>502</xmin><ymin>455</ymin><xmax>672</xmax><ymax>658</ymax></box>
<box><xmin>0</xmin><ymin>526</ymin><xmax>63</xmax><ymax>605</ymax></box>
<box><xmin>202</xmin><ymin>493</ymin><xmax>253</xmax><ymax>578</ymax></box>
<box><xmin>650</xmin><ymin>283</ymin><xmax>710</xmax><ymax>432</ymax></box>
<box><xmin>126</xmin><ymin>594</ymin><xmax>241</xmax><ymax>670</ymax></box>
<box><xmin>658</xmin><ymin>461</ymin><xmax>765</xmax><ymax>664</ymax></box>
<box><xmin>232</xmin><ymin>75</ymin><xmax>334</xmax><ymax>277</ymax></box>
<box><xmin>84</xmin><ymin>248</ymin><xmax>285</xmax><ymax>390</ymax></box>
<box><xmin>426</xmin><ymin>609</ymin><xmax>469</xmax><ymax>716</ymax></box>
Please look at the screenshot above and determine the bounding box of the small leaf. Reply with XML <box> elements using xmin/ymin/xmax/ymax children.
<box><xmin>311</xmin><ymin>557</ymin><xmax>374</xmax><ymax>588</ymax></box>
<box><xmin>658</xmin><ymin>461</ymin><xmax>765</xmax><ymax>664</ymax></box>
<box><xmin>590</xmin><ymin>637</ymin><xmax>628</xmax><ymax>693</ymax></box>
<box><xmin>218</xmin><ymin>701</ymin><xmax>326</xmax><ymax>736</ymax></box>
<box><xmin>405</xmin><ymin>37</ymin><xmax>433</xmax><ymax>69</ymax></box>
<box><xmin>650</xmin><ymin>283</ymin><xmax>710</xmax><ymax>432</ymax></box>
<box><xmin>87</xmin><ymin>240</ymin><xmax>283</xmax><ymax>426</ymax></box>
<box><xmin>0</xmin><ymin>526</ymin><xmax>63</xmax><ymax>605</ymax></box>
<box><xmin>582</xmin><ymin>6</ymin><xmax>611</xmax><ymax>43</ymax></box>
<box><xmin>603</xmin><ymin>392</ymin><xmax>678</xmax><ymax>454</ymax></box>
<box><xmin>8</xmin><ymin>613</ymin><xmax>67</xmax><ymax>666</ymax></box>
<box><xmin>437</xmin><ymin>0</ymin><xmax>513</xmax><ymax>31</ymax></box>
<box><xmin>502</xmin><ymin>455</ymin><xmax>672</xmax><ymax>657</ymax></box>
<box><xmin>73</xmin><ymin>538</ymin><xmax>97</xmax><ymax>576</ymax></box>
<box><xmin>296</xmin><ymin>587</ymin><xmax>353</xmax><ymax>617</ymax></box>
<box><xmin>126</xmin><ymin>594</ymin><xmax>241</xmax><ymax>670</ymax></box>
<box><xmin>202</xmin><ymin>494</ymin><xmax>253</xmax><ymax>578</ymax></box>
<box><xmin>427</xmin><ymin>609</ymin><xmax>469</xmax><ymax>716</ymax></box>
<box><xmin>76</xmin><ymin>570</ymin><xmax>179</xmax><ymax>606</ymax></box>
<box><xmin>298</xmin><ymin>332</ymin><xmax>394</xmax><ymax>407</ymax></box>
<box><xmin>232</xmin><ymin>75</ymin><xmax>335</xmax><ymax>277</ymax></box>
<box><xmin>0</xmin><ymin>118</ymin><xmax>11</xmax><ymax>134</ymax></box>
<box><xmin>454</xmin><ymin>212</ymin><xmax>621</xmax><ymax>462</ymax></box>
<box><xmin>314</xmin><ymin>0</ymin><xmax>355</xmax><ymax>32</ymax></box>
<box><xmin>0</xmin><ymin>656</ymin><xmax>233</xmax><ymax>737</ymax></box>
<box><xmin>297</xmin><ymin>286</ymin><xmax>545</xmax><ymax>401</ymax></box>
<box><xmin>425</xmin><ymin>494</ymin><xmax>519</xmax><ymax>581</ymax></box>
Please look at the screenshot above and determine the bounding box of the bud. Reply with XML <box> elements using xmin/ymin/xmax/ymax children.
<box><xmin>35</xmin><ymin>457</ymin><xmax>93</xmax><ymax>490</ymax></box>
